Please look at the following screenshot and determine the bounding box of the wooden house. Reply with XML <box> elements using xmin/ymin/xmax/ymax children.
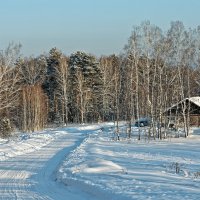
<box><xmin>166</xmin><ymin>97</ymin><xmax>200</xmax><ymax>126</ymax></box>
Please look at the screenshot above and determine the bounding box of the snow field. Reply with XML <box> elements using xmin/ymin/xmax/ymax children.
<box><xmin>58</xmin><ymin>126</ymin><xmax>200</xmax><ymax>200</ymax></box>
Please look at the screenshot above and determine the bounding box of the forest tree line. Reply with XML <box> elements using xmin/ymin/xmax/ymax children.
<box><xmin>0</xmin><ymin>21</ymin><xmax>200</xmax><ymax>138</ymax></box>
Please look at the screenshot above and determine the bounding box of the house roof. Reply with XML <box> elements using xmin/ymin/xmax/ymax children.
<box><xmin>189</xmin><ymin>97</ymin><xmax>200</xmax><ymax>107</ymax></box>
<box><xmin>167</xmin><ymin>96</ymin><xmax>200</xmax><ymax>111</ymax></box>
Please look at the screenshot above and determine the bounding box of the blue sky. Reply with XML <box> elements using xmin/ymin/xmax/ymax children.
<box><xmin>0</xmin><ymin>0</ymin><xmax>199</xmax><ymax>56</ymax></box>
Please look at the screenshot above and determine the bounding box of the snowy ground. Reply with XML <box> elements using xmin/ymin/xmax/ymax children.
<box><xmin>0</xmin><ymin>123</ymin><xmax>200</xmax><ymax>199</ymax></box>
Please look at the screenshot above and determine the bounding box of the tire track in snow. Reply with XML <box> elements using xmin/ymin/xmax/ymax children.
<box><xmin>0</xmin><ymin>129</ymin><xmax>94</xmax><ymax>200</ymax></box>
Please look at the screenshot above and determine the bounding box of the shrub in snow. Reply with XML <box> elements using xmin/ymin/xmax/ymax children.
<box><xmin>173</xmin><ymin>162</ymin><xmax>181</xmax><ymax>174</ymax></box>
<box><xmin>193</xmin><ymin>172</ymin><xmax>200</xmax><ymax>179</ymax></box>
<box><xmin>0</xmin><ymin>117</ymin><xmax>12</xmax><ymax>138</ymax></box>
<box><xmin>166</xmin><ymin>162</ymin><xmax>183</xmax><ymax>174</ymax></box>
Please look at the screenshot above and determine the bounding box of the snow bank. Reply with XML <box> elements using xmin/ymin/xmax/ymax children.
<box><xmin>0</xmin><ymin>129</ymin><xmax>67</xmax><ymax>161</ymax></box>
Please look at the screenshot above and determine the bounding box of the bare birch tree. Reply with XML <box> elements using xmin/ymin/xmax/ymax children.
<box><xmin>18</xmin><ymin>56</ymin><xmax>48</xmax><ymax>132</ymax></box>
<box><xmin>54</xmin><ymin>56</ymin><xmax>69</xmax><ymax>125</ymax></box>
<box><xmin>0</xmin><ymin>43</ymin><xmax>21</xmax><ymax>119</ymax></box>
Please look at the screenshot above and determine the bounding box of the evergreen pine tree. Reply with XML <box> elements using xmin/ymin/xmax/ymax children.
<box><xmin>69</xmin><ymin>51</ymin><xmax>102</xmax><ymax>123</ymax></box>
<box><xmin>43</xmin><ymin>48</ymin><xmax>62</xmax><ymax>124</ymax></box>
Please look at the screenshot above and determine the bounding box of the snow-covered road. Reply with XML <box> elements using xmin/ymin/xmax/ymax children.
<box><xmin>0</xmin><ymin>127</ymin><xmax>101</xmax><ymax>200</ymax></box>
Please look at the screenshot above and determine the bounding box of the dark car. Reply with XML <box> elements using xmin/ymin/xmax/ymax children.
<box><xmin>135</xmin><ymin>118</ymin><xmax>151</xmax><ymax>127</ymax></box>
